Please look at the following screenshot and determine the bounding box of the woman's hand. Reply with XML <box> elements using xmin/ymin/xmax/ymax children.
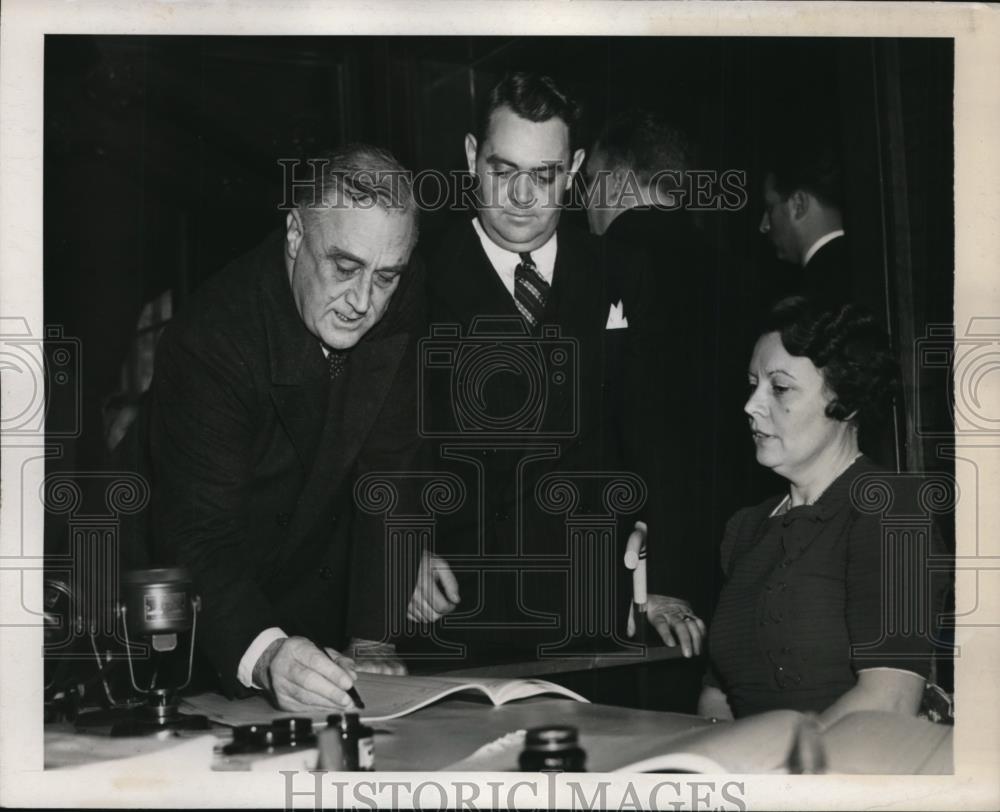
<box><xmin>642</xmin><ymin>594</ymin><xmax>706</xmax><ymax>658</ymax></box>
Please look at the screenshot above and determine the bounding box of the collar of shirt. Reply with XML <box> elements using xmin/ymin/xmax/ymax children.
<box><xmin>773</xmin><ymin>453</ymin><xmax>870</xmax><ymax>525</ymax></box>
<box><xmin>803</xmin><ymin>229</ymin><xmax>845</xmax><ymax>267</ymax></box>
<box><xmin>320</xmin><ymin>343</ymin><xmax>348</xmax><ymax>360</ymax></box>
<box><xmin>471</xmin><ymin>216</ymin><xmax>557</xmax><ymax>298</ymax></box>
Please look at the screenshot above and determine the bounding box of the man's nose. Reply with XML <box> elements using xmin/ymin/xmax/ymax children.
<box><xmin>347</xmin><ymin>272</ymin><xmax>372</xmax><ymax>313</ymax></box>
<box><xmin>509</xmin><ymin>172</ymin><xmax>536</xmax><ymax>209</ymax></box>
<box><xmin>758</xmin><ymin>211</ymin><xmax>770</xmax><ymax>234</ymax></box>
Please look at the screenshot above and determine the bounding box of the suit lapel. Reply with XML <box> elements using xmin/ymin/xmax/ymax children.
<box><xmin>548</xmin><ymin>227</ymin><xmax>592</xmax><ymax>332</ymax></box>
<box><xmin>546</xmin><ymin>226</ymin><xmax>603</xmax><ymax>426</ymax></box>
<box><xmin>270</xmin><ymin>382</ymin><xmax>328</xmax><ymax>472</ymax></box>
<box><xmin>272</xmin><ymin>330</ymin><xmax>407</xmax><ymax>569</ymax></box>
<box><xmin>441</xmin><ymin>220</ymin><xmax>523</xmax><ymax>325</ymax></box>
<box><xmin>260</xmin><ymin>243</ymin><xmax>329</xmax><ymax>472</ymax></box>
<box><xmin>301</xmin><ymin>331</ymin><xmax>408</xmax><ymax>521</ymax></box>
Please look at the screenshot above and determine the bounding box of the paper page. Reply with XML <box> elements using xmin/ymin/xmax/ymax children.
<box><xmin>352</xmin><ymin>672</ymin><xmax>500</xmax><ymax>722</ymax></box>
<box><xmin>180</xmin><ymin>672</ymin><xmax>587</xmax><ymax>726</ymax></box>
<box><xmin>473</xmin><ymin>677</ymin><xmax>589</xmax><ymax>704</ymax></box>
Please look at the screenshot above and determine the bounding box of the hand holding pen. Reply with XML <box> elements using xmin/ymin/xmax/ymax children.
<box><xmin>256</xmin><ymin>636</ymin><xmax>363</xmax><ymax>712</ymax></box>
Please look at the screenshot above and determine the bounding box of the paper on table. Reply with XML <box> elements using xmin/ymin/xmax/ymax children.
<box><xmin>181</xmin><ymin>672</ymin><xmax>587</xmax><ymax>726</ymax></box>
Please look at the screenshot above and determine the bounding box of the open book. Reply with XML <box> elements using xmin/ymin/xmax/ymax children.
<box><xmin>181</xmin><ymin>672</ymin><xmax>587</xmax><ymax>726</ymax></box>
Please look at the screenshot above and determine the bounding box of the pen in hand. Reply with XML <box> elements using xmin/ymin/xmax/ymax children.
<box><xmin>323</xmin><ymin>648</ymin><xmax>365</xmax><ymax>709</ymax></box>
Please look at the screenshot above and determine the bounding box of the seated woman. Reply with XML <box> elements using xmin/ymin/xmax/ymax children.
<box><xmin>699</xmin><ymin>297</ymin><xmax>938</xmax><ymax>725</ymax></box>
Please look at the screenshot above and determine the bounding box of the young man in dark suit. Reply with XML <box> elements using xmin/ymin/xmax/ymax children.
<box><xmin>416</xmin><ymin>73</ymin><xmax>704</xmax><ymax>667</ymax></box>
<box><xmin>148</xmin><ymin>145</ymin><xmax>423</xmax><ymax>710</ymax></box>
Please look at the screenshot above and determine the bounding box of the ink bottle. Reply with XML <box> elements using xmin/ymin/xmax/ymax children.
<box><xmin>325</xmin><ymin>712</ymin><xmax>375</xmax><ymax>771</ymax></box>
<box><xmin>519</xmin><ymin>725</ymin><xmax>587</xmax><ymax>772</ymax></box>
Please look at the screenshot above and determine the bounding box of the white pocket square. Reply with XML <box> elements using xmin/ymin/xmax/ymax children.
<box><xmin>606</xmin><ymin>300</ymin><xmax>629</xmax><ymax>330</ymax></box>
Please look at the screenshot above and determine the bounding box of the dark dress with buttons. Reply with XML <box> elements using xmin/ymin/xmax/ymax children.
<box><xmin>705</xmin><ymin>456</ymin><xmax>939</xmax><ymax>718</ymax></box>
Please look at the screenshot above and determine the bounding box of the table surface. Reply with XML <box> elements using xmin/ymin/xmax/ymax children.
<box><xmin>46</xmin><ymin>694</ymin><xmax>953</xmax><ymax>774</ymax></box>
<box><xmin>44</xmin><ymin>697</ymin><xmax>708</xmax><ymax>772</ymax></box>
<box><xmin>373</xmin><ymin>696</ymin><xmax>712</xmax><ymax>771</ymax></box>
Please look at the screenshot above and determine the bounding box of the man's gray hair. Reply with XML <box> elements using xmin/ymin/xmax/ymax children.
<box><xmin>293</xmin><ymin>143</ymin><xmax>418</xmax><ymax>226</ymax></box>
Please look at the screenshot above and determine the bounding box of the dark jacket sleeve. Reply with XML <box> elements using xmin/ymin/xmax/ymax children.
<box><xmin>613</xmin><ymin>247</ymin><xmax>668</xmax><ymax>593</ymax></box>
<box><xmin>622</xmin><ymin>250</ymin><xmax>708</xmax><ymax>602</ymax></box>
<box><xmin>149</xmin><ymin>319</ymin><xmax>280</xmax><ymax>695</ymax></box>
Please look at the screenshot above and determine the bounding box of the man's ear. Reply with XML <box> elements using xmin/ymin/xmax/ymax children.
<box><xmin>790</xmin><ymin>189</ymin><xmax>811</xmax><ymax>220</ymax></box>
<box><xmin>613</xmin><ymin>165</ymin><xmax>636</xmax><ymax>192</ymax></box>
<box><xmin>285</xmin><ymin>210</ymin><xmax>305</xmax><ymax>261</ymax></box>
<box><xmin>464</xmin><ymin>133</ymin><xmax>478</xmax><ymax>175</ymax></box>
<box><xmin>566</xmin><ymin>147</ymin><xmax>586</xmax><ymax>190</ymax></box>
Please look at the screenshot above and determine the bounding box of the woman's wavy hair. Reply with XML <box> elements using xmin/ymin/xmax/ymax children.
<box><xmin>761</xmin><ymin>296</ymin><xmax>900</xmax><ymax>428</ymax></box>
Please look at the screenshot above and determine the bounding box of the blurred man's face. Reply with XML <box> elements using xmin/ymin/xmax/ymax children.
<box><xmin>284</xmin><ymin>202</ymin><xmax>415</xmax><ymax>350</ymax></box>
<box><xmin>759</xmin><ymin>172</ymin><xmax>798</xmax><ymax>263</ymax></box>
<box><xmin>466</xmin><ymin>105</ymin><xmax>584</xmax><ymax>252</ymax></box>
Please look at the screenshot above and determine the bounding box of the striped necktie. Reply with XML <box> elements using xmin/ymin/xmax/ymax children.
<box><xmin>514</xmin><ymin>252</ymin><xmax>549</xmax><ymax>328</ymax></box>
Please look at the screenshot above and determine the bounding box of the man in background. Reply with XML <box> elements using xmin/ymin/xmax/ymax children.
<box><xmin>149</xmin><ymin>145</ymin><xmax>422</xmax><ymax>710</ymax></box>
<box><xmin>759</xmin><ymin>129</ymin><xmax>847</xmax><ymax>305</ymax></box>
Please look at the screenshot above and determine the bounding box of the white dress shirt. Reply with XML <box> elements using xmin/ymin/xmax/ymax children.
<box><xmin>238</xmin><ymin>627</ymin><xmax>288</xmax><ymax>688</ymax></box>
<box><xmin>471</xmin><ymin>217</ymin><xmax>557</xmax><ymax>295</ymax></box>
<box><xmin>802</xmin><ymin>229</ymin><xmax>845</xmax><ymax>267</ymax></box>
